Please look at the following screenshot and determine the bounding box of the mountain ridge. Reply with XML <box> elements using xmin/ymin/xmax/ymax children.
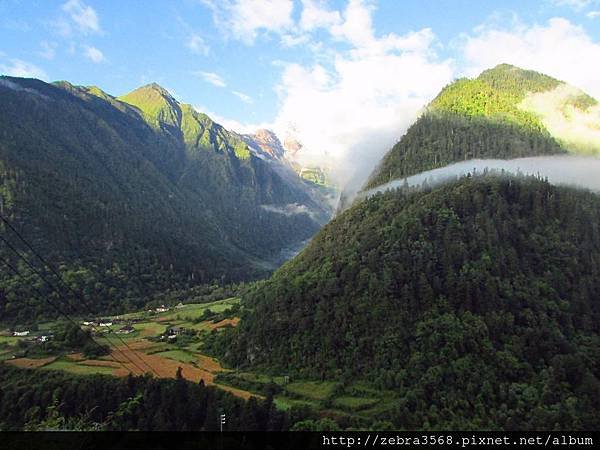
<box><xmin>210</xmin><ymin>64</ymin><xmax>600</xmax><ymax>430</ymax></box>
<box><xmin>0</xmin><ymin>75</ymin><xmax>330</xmax><ymax>323</ymax></box>
<box><xmin>364</xmin><ymin>63</ymin><xmax>599</xmax><ymax>192</ymax></box>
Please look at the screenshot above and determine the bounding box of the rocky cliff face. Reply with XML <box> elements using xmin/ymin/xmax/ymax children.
<box><xmin>241</xmin><ymin>129</ymin><xmax>286</xmax><ymax>161</ymax></box>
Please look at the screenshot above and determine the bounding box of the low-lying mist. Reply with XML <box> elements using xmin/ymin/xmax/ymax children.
<box><xmin>361</xmin><ymin>156</ymin><xmax>600</xmax><ymax>201</ymax></box>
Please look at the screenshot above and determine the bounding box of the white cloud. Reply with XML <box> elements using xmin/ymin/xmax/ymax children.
<box><xmin>260</xmin><ymin>203</ymin><xmax>313</xmax><ymax>217</ymax></box>
<box><xmin>460</xmin><ymin>17</ymin><xmax>600</xmax><ymax>99</ymax></box>
<box><xmin>299</xmin><ymin>0</ymin><xmax>341</xmax><ymax>31</ymax></box>
<box><xmin>62</xmin><ymin>0</ymin><xmax>100</xmax><ymax>34</ymax></box>
<box><xmin>280</xmin><ymin>33</ymin><xmax>311</xmax><ymax>47</ymax></box>
<box><xmin>232</xmin><ymin>90</ymin><xmax>253</xmax><ymax>104</ymax></box>
<box><xmin>272</xmin><ymin>0</ymin><xmax>454</xmax><ymax>192</ymax></box>
<box><xmin>202</xmin><ymin>0</ymin><xmax>294</xmax><ymax>44</ymax></box>
<box><xmin>519</xmin><ymin>84</ymin><xmax>600</xmax><ymax>154</ymax></box>
<box><xmin>587</xmin><ymin>10</ymin><xmax>600</xmax><ymax>17</ymax></box>
<box><xmin>83</xmin><ymin>45</ymin><xmax>105</xmax><ymax>63</ymax></box>
<box><xmin>196</xmin><ymin>71</ymin><xmax>226</xmax><ymax>87</ymax></box>
<box><xmin>329</xmin><ymin>0</ymin><xmax>376</xmax><ymax>47</ymax></box>
<box><xmin>550</xmin><ymin>0</ymin><xmax>598</xmax><ymax>10</ymax></box>
<box><xmin>187</xmin><ymin>34</ymin><xmax>209</xmax><ymax>55</ymax></box>
<box><xmin>0</xmin><ymin>59</ymin><xmax>48</xmax><ymax>80</ymax></box>
<box><xmin>39</xmin><ymin>41</ymin><xmax>57</xmax><ymax>60</ymax></box>
<box><xmin>49</xmin><ymin>17</ymin><xmax>73</xmax><ymax>37</ymax></box>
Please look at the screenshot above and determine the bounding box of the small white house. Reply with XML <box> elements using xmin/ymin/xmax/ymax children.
<box><xmin>13</xmin><ymin>330</ymin><xmax>29</xmax><ymax>337</ymax></box>
<box><xmin>175</xmin><ymin>302</ymin><xmax>186</xmax><ymax>309</ymax></box>
<box><xmin>82</xmin><ymin>321</ymin><xmax>95</xmax><ymax>326</ymax></box>
<box><xmin>99</xmin><ymin>321</ymin><xmax>113</xmax><ymax>327</ymax></box>
<box><xmin>156</xmin><ymin>305</ymin><xmax>169</xmax><ymax>313</ymax></box>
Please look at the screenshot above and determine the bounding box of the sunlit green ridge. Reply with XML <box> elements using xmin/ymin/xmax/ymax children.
<box><xmin>429</xmin><ymin>64</ymin><xmax>567</xmax><ymax>131</ymax></box>
<box><xmin>119</xmin><ymin>84</ymin><xmax>251</xmax><ymax>159</ymax></box>
<box><xmin>119</xmin><ymin>83</ymin><xmax>182</xmax><ymax>131</ymax></box>
<box><xmin>365</xmin><ymin>64</ymin><xmax>573</xmax><ymax>190</ymax></box>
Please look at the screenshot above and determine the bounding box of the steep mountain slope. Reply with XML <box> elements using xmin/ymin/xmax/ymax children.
<box><xmin>0</xmin><ymin>76</ymin><xmax>329</xmax><ymax>323</ymax></box>
<box><xmin>119</xmin><ymin>84</ymin><xmax>331</xmax><ymax>255</ymax></box>
<box><xmin>365</xmin><ymin>64</ymin><xmax>598</xmax><ymax>190</ymax></box>
<box><xmin>218</xmin><ymin>175</ymin><xmax>600</xmax><ymax>429</ymax></box>
<box><xmin>214</xmin><ymin>65</ymin><xmax>600</xmax><ymax>429</ymax></box>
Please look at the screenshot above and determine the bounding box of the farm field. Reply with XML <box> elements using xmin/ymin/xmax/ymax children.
<box><xmin>214</xmin><ymin>371</ymin><xmax>391</xmax><ymax>424</ymax></box>
<box><xmin>0</xmin><ymin>296</ymin><xmax>391</xmax><ymax>421</ymax></box>
<box><xmin>0</xmin><ymin>297</ymin><xmax>252</xmax><ymax>397</ymax></box>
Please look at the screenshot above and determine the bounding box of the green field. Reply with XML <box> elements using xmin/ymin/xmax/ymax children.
<box><xmin>236</xmin><ymin>372</ymin><xmax>287</xmax><ymax>385</ymax></box>
<box><xmin>0</xmin><ymin>336</ymin><xmax>19</xmax><ymax>344</ymax></box>
<box><xmin>1</xmin><ymin>298</ymin><xmax>244</xmax><ymax>385</ymax></box>
<box><xmin>217</xmin><ymin>370</ymin><xmax>389</xmax><ymax>421</ymax></box>
<box><xmin>154</xmin><ymin>349</ymin><xmax>197</xmax><ymax>364</ymax></box>
<box><xmin>131</xmin><ymin>321</ymin><xmax>165</xmax><ymax>336</ymax></box>
<box><xmin>42</xmin><ymin>359</ymin><xmax>115</xmax><ymax>376</ymax></box>
<box><xmin>274</xmin><ymin>396</ymin><xmax>319</xmax><ymax>411</ymax></box>
<box><xmin>286</xmin><ymin>381</ymin><xmax>339</xmax><ymax>401</ymax></box>
<box><xmin>101</xmin><ymin>298</ymin><xmax>241</xmax><ymax>337</ymax></box>
<box><xmin>2</xmin><ymin>295</ymin><xmax>392</xmax><ymax>422</ymax></box>
<box><xmin>154</xmin><ymin>297</ymin><xmax>240</xmax><ymax>322</ymax></box>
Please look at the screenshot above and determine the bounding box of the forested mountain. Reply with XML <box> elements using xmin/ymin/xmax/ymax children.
<box><xmin>213</xmin><ymin>64</ymin><xmax>600</xmax><ymax>429</ymax></box>
<box><xmin>365</xmin><ymin>64</ymin><xmax>597</xmax><ymax>190</ymax></box>
<box><xmin>217</xmin><ymin>175</ymin><xmax>600</xmax><ymax>429</ymax></box>
<box><xmin>0</xmin><ymin>76</ymin><xmax>330</xmax><ymax>323</ymax></box>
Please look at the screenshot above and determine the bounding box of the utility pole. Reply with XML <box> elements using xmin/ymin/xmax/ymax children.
<box><xmin>220</xmin><ymin>412</ymin><xmax>226</xmax><ymax>433</ymax></box>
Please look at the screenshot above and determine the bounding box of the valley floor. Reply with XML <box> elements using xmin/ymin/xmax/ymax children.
<box><xmin>0</xmin><ymin>297</ymin><xmax>394</xmax><ymax>427</ymax></box>
<box><xmin>1</xmin><ymin>298</ymin><xmax>254</xmax><ymax>399</ymax></box>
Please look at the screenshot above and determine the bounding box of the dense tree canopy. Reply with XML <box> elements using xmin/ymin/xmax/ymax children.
<box><xmin>213</xmin><ymin>175</ymin><xmax>600</xmax><ymax>430</ymax></box>
<box><xmin>0</xmin><ymin>365</ymin><xmax>287</xmax><ymax>431</ymax></box>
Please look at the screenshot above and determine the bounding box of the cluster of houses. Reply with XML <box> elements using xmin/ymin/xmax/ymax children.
<box><xmin>161</xmin><ymin>326</ymin><xmax>186</xmax><ymax>341</ymax></box>
<box><xmin>10</xmin><ymin>330</ymin><xmax>53</xmax><ymax>342</ymax></box>
<box><xmin>81</xmin><ymin>317</ymin><xmax>138</xmax><ymax>335</ymax></box>
<box><xmin>149</xmin><ymin>303</ymin><xmax>186</xmax><ymax>315</ymax></box>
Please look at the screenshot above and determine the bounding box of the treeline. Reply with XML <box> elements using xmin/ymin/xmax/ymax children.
<box><xmin>211</xmin><ymin>175</ymin><xmax>600</xmax><ymax>430</ymax></box>
<box><xmin>0</xmin><ymin>365</ymin><xmax>288</xmax><ymax>431</ymax></box>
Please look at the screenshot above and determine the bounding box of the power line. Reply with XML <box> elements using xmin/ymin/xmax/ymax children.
<box><xmin>0</xmin><ymin>235</ymin><xmax>151</xmax><ymax>376</ymax></box>
<box><xmin>0</xmin><ymin>228</ymin><xmax>156</xmax><ymax>376</ymax></box>
<box><xmin>0</xmin><ymin>213</ymin><xmax>160</xmax><ymax>376</ymax></box>
<box><xmin>0</xmin><ymin>237</ymin><xmax>148</xmax><ymax>375</ymax></box>
<box><xmin>0</xmin><ymin>256</ymin><xmax>137</xmax><ymax>376</ymax></box>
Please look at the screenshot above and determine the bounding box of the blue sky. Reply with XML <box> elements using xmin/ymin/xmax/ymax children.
<box><xmin>2</xmin><ymin>0</ymin><xmax>600</xmax><ymax>185</ymax></box>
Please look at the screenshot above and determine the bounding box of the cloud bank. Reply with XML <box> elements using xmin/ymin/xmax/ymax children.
<box><xmin>272</xmin><ymin>0</ymin><xmax>454</xmax><ymax>192</ymax></box>
<box><xmin>362</xmin><ymin>156</ymin><xmax>600</xmax><ymax>201</ymax></box>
